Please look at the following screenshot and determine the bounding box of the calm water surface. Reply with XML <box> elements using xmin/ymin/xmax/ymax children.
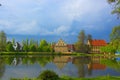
<box><xmin>0</xmin><ymin>55</ymin><xmax>120</xmax><ymax>80</ymax></box>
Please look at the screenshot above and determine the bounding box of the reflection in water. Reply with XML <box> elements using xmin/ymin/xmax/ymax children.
<box><xmin>11</xmin><ymin>57</ymin><xmax>23</xmax><ymax>66</ymax></box>
<box><xmin>11</xmin><ymin>58</ymin><xmax>17</xmax><ymax>66</ymax></box>
<box><xmin>0</xmin><ymin>57</ymin><xmax>5</xmax><ymax>78</ymax></box>
<box><xmin>0</xmin><ymin>55</ymin><xmax>120</xmax><ymax>80</ymax></box>
<box><xmin>53</xmin><ymin>56</ymin><xmax>72</xmax><ymax>69</ymax></box>
<box><xmin>90</xmin><ymin>56</ymin><xmax>106</xmax><ymax>70</ymax></box>
<box><xmin>87</xmin><ymin>56</ymin><xmax>106</xmax><ymax>76</ymax></box>
<box><xmin>116</xmin><ymin>57</ymin><xmax>120</xmax><ymax>62</ymax></box>
<box><xmin>72</xmin><ymin>56</ymin><xmax>91</xmax><ymax>77</ymax></box>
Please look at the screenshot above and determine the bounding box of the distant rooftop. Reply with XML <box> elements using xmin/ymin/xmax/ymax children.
<box><xmin>89</xmin><ymin>39</ymin><xmax>107</xmax><ymax>46</ymax></box>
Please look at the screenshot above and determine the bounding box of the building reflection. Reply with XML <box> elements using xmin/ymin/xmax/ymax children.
<box><xmin>72</xmin><ymin>56</ymin><xmax>106</xmax><ymax>77</ymax></box>
<box><xmin>53</xmin><ymin>56</ymin><xmax>72</xmax><ymax>69</ymax></box>
<box><xmin>11</xmin><ymin>57</ymin><xmax>23</xmax><ymax>66</ymax></box>
<box><xmin>52</xmin><ymin>56</ymin><xmax>107</xmax><ymax>77</ymax></box>
<box><xmin>88</xmin><ymin>56</ymin><xmax>106</xmax><ymax>70</ymax></box>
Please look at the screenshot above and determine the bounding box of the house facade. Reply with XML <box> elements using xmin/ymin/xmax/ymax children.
<box><xmin>53</xmin><ymin>39</ymin><xmax>75</xmax><ymax>53</ymax></box>
<box><xmin>87</xmin><ymin>40</ymin><xmax>107</xmax><ymax>53</ymax></box>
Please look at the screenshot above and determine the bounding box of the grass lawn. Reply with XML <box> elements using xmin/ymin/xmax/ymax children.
<box><xmin>11</xmin><ymin>75</ymin><xmax>120</xmax><ymax>80</ymax></box>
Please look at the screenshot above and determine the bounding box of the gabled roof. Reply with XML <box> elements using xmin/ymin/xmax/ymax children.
<box><xmin>89</xmin><ymin>40</ymin><xmax>107</xmax><ymax>46</ymax></box>
<box><xmin>55</xmin><ymin>39</ymin><xmax>67</xmax><ymax>46</ymax></box>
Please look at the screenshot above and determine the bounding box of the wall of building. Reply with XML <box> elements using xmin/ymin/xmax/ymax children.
<box><xmin>54</xmin><ymin>46</ymin><xmax>68</xmax><ymax>52</ymax></box>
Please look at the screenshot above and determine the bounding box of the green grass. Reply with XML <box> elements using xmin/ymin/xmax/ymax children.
<box><xmin>0</xmin><ymin>52</ymin><xmax>120</xmax><ymax>57</ymax></box>
<box><xmin>0</xmin><ymin>52</ymin><xmax>76</xmax><ymax>55</ymax></box>
<box><xmin>10</xmin><ymin>75</ymin><xmax>120</xmax><ymax>80</ymax></box>
<box><xmin>61</xmin><ymin>75</ymin><xmax>120</xmax><ymax>80</ymax></box>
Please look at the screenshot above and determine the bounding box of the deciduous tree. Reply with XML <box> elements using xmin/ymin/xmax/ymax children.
<box><xmin>108</xmin><ymin>0</ymin><xmax>120</xmax><ymax>18</ymax></box>
<box><xmin>22</xmin><ymin>39</ymin><xmax>29</xmax><ymax>52</ymax></box>
<box><xmin>110</xmin><ymin>26</ymin><xmax>120</xmax><ymax>50</ymax></box>
<box><xmin>6</xmin><ymin>42</ymin><xmax>14</xmax><ymax>52</ymax></box>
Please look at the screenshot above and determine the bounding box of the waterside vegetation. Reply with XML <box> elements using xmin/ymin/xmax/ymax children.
<box><xmin>10</xmin><ymin>70</ymin><xmax>120</xmax><ymax>80</ymax></box>
<box><xmin>11</xmin><ymin>76</ymin><xmax>120</xmax><ymax>80</ymax></box>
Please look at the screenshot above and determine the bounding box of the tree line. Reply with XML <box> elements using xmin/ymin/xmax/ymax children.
<box><xmin>1</xmin><ymin>25</ymin><xmax>120</xmax><ymax>53</ymax></box>
<box><xmin>0</xmin><ymin>30</ymin><xmax>53</xmax><ymax>52</ymax></box>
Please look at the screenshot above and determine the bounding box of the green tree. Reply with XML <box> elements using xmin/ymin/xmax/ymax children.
<box><xmin>101</xmin><ymin>26</ymin><xmax>120</xmax><ymax>54</ymax></box>
<box><xmin>29</xmin><ymin>39</ymin><xmax>38</xmax><ymax>51</ymax></box>
<box><xmin>108</xmin><ymin>0</ymin><xmax>120</xmax><ymax>18</ymax></box>
<box><xmin>75</xmin><ymin>30</ymin><xmax>88</xmax><ymax>53</ymax></box>
<box><xmin>12</xmin><ymin>38</ymin><xmax>15</xmax><ymax>45</ymax></box>
<box><xmin>38</xmin><ymin>40</ymin><xmax>48</xmax><ymax>52</ymax></box>
<box><xmin>110</xmin><ymin>25</ymin><xmax>120</xmax><ymax>40</ymax></box>
<box><xmin>6</xmin><ymin>42</ymin><xmax>14</xmax><ymax>52</ymax></box>
<box><xmin>0</xmin><ymin>31</ymin><xmax>7</xmax><ymax>51</ymax></box>
<box><xmin>110</xmin><ymin>26</ymin><xmax>120</xmax><ymax>51</ymax></box>
<box><xmin>100</xmin><ymin>45</ymin><xmax>116</xmax><ymax>54</ymax></box>
<box><xmin>22</xmin><ymin>39</ymin><xmax>29</xmax><ymax>52</ymax></box>
<box><xmin>78</xmin><ymin>30</ymin><xmax>86</xmax><ymax>44</ymax></box>
<box><xmin>29</xmin><ymin>44</ymin><xmax>37</xmax><ymax>52</ymax></box>
<box><xmin>40</xmin><ymin>40</ymin><xmax>48</xmax><ymax>47</ymax></box>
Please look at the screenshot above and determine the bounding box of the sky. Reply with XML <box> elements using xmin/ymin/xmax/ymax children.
<box><xmin>0</xmin><ymin>0</ymin><xmax>120</xmax><ymax>43</ymax></box>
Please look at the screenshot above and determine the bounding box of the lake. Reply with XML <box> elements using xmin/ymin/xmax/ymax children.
<box><xmin>0</xmin><ymin>55</ymin><xmax>120</xmax><ymax>80</ymax></box>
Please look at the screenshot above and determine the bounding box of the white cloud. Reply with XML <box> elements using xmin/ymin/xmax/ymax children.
<box><xmin>0</xmin><ymin>20</ymin><xmax>12</xmax><ymax>29</ymax></box>
<box><xmin>53</xmin><ymin>25</ymin><xmax>70</xmax><ymax>35</ymax></box>
<box><xmin>0</xmin><ymin>0</ymin><xmax>113</xmax><ymax>36</ymax></box>
<box><xmin>57</xmin><ymin>0</ymin><xmax>108</xmax><ymax>22</ymax></box>
<box><xmin>12</xmin><ymin>21</ymin><xmax>39</xmax><ymax>35</ymax></box>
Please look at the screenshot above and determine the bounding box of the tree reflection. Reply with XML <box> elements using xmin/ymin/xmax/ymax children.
<box><xmin>72</xmin><ymin>56</ymin><xmax>91</xmax><ymax>77</ymax></box>
<box><xmin>101</xmin><ymin>57</ymin><xmax>120</xmax><ymax>71</ymax></box>
<box><xmin>0</xmin><ymin>57</ymin><xmax>5</xmax><ymax>78</ymax></box>
<box><xmin>0</xmin><ymin>55</ymin><xmax>54</xmax><ymax>67</ymax></box>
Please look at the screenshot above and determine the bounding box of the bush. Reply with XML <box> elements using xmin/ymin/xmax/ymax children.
<box><xmin>38</xmin><ymin>70</ymin><xmax>59</xmax><ymax>80</ymax></box>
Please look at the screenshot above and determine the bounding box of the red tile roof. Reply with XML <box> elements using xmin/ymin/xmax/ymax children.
<box><xmin>90</xmin><ymin>40</ymin><xmax>107</xmax><ymax>46</ymax></box>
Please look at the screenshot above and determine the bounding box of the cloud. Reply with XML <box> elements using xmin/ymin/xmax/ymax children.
<box><xmin>56</xmin><ymin>0</ymin><xmax>109</xmax><ymax>22</ymax></box>
<box><xmin>53</xmin><ymin>26</ymin><xmax>70</xmax><ymax>35</ymax></box>
<box><xmin>0</xmin><ymin>20</ymin><xmax>12</xmax><ymax>29</ymax></box>
<box><xmin>0</xmin><ymin>0</ymin><xmax>116</xmax><ymax>37</ymax></box>
<box><xmin>12</xmin><ymin>21</ymin><xmax>39</xmax><ymax>35</ymax></box>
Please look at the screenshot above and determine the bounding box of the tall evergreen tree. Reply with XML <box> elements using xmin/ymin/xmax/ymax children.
<box><xmin>75</xmin><ymin>30</ymin><xmax>88</xmax><ymax>53</ymax></box>
<box><xmin>78</xmin><ymin>30</ymin><xmax>86</xmax><ymax>44</ymax></box>
<box><xmin>0</xmin><ymin>31</ymin><xmax>7</xmax><ymax>51</ymax></box>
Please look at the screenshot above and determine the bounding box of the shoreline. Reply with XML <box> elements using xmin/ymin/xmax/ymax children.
<box><xmin>0</xmin><ymin>52</ymin><xmax>120</xmax><ymax>57</ymax></box>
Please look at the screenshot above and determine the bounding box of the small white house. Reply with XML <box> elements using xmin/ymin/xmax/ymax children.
<box><xmin>13</xmin><ymin>42</ymin><xmax>22</xmax><ymax>51</ymax></box>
